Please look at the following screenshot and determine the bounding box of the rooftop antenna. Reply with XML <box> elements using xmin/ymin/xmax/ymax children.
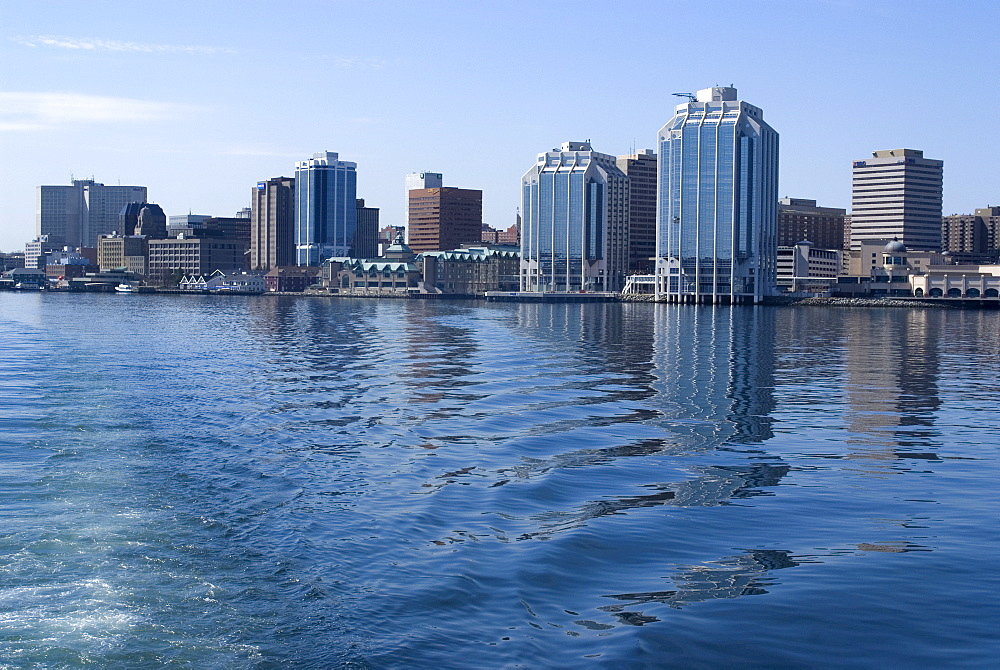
<box><xmin>672</xmin><ymin>92</ymin><xmax>696</xmax><ymax>102</ymax></box>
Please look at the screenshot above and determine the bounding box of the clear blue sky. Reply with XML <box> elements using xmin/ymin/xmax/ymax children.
<box><xmin>2</xmin><ymin>0</ymin><xmax>998</xmax><ymax>252</ymax></box>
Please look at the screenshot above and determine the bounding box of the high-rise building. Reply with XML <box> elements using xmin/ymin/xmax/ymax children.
<box><xmin>37</xmin><ymin>180</ymin><xmax>147</xmax><ymax>248</ymax></box>
<box><xmin>407</xmin><ymin>187</ymin><xmax>483</xmax><ymax>253</ymax></box>
<box><xmin>941</xmin><ymin>206</ymin><xmax>1000</xmax><ymax>262</ymax></box>
<box><xmin>295</xmin><ymin>152</ymin><xmax>357</xmax><ymax>266</ymax></box>
<box><xmin>656</xmin><ymin>86</ymin><xmax>779</xmax><ymax>304</ymax></box>
<box><xmin>404</xmin><ymin>171</ymin><xmax>443</xmax><ymax>241</ymax></box>
<box><xmin>520</xmin><ymin>140</ymin><xmax>629</xmax><ymax>293</ymax></box>
<box><xmin>777</xmin><ymin>198</ymin><xmax>847</xmax><ymax>250</ymax></box>
<box><xmin>405</xmin><ymin>171</ymin><xmax>443</xmax><ymax>193</ymax></box>
<box><xmin>251</xmin><ymin>177</ymin><xmax>295</xmax><ymax>271</ymax></box>
<box><xmin>850</xmin><ymin>149</ymin><xmax>943</xmax><ymax>251</ymax></box>
<box><xmin>353</xmin><ymin>199</ymin><xmax>380</xmax><ymax>259</ymax></box>
<box><xmin>616</xmin><ymin>149</ymin><xmax>657</xmax><ymax>274</ymax></box>
<box><xmin>135</xmin><ymin>204</ymin><xmax>167</xmax><ymax>239</ymax></box>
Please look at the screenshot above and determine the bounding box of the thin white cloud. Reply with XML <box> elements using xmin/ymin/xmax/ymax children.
<box><xmin>0</xmin><ymin>92</ymin><xmax>194</xmax><ymax>131</ymax></box>
<box><xmin>14</xmin><ymin>35</ymin><xmax>235</xmax><ymax>55</ymax></box>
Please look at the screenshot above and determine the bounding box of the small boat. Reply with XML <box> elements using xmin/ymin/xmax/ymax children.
<box><xmin>115</xmin><ymin>283</ymin><xmax>135</xmax><ymax>293</ymax></box>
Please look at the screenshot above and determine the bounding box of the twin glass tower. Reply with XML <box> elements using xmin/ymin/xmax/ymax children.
<box><xmin>521</xmin><ymin>87</ymin><xmax>778</xmax><ymax>302</ymax></box>
<box><xmin>656</xmin><ymin>87</ymin><xmax>778</xmax><ymax>304</ymax></box>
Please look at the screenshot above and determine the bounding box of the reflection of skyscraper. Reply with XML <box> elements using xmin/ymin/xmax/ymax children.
<box><xmin>656</xmin><ymin>87</ymin><xmax>778</xmax><ymax>304</ymax></box>
<box><xmin>842</xmin><ymin>309</ymin><xmax>941</xmax><ymax>451</ymax></box>
<box><xmin>651</xmin><ymin>304</ymin><xmax>776</xmax><ymax>448</ymax></box>
<box><xmin>295</xmin><ymin>152</ymin><xmax>357</xmax><ymax>266</ymax></box>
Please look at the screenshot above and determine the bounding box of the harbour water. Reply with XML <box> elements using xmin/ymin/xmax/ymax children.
<box><xmin>1</xmin><ymin>292</ymin><xmax>998</xmax><ymax>668</ymax></box>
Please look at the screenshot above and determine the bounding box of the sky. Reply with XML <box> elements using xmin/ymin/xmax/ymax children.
<box><xmin>1</xmin><ymin>0</ymin><xmax>999</xmax><ymax>252</ymax></box>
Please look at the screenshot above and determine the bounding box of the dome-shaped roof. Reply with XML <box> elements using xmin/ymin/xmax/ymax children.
<box><xmin>884</xmin><ymin>239</ymin><xmax>907</xmax><ymax>253</ymax></box>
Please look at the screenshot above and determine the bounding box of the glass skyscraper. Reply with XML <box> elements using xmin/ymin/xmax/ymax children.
<box><xmin>656</xmin><ymin>87</ymin><xmax>778</xmax><ymax>304</ymax></box>
<box><xmin>520</xmin><ymin>141</ymin><xmax>629</xmax><ymax>293</ymax></box>
<box><xmin>295</xmin><ymin>151</ymin><xmax>357</xmax><ymax>266</ymax></box>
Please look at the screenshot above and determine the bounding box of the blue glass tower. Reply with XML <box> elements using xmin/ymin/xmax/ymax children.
<box><xmin>520</xmin><ymin>141</ymin><xmax>629</xmax><ymax>293</ymax></box>
<box><xmin>656</xmin><ymin>87</ymin><xmax>778</xmax><ymax>304</ymax></box>
<box><xmin>295</xmin><ymin>151</ymin><xmax>357</xmax><ymax>266</ymax></box>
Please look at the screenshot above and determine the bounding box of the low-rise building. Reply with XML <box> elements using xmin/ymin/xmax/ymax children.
<box><xmin>98</xmin><ymin>235</ymin><xmax>149</xmax><ymax>274</ymax></box>
<box><xmin>265</xmin><ymin>266</ymin><xmax>320</xmax><ymax>292</ymax></box>
<box><xmin>421</xmin><ymin>246</ymin><xmax>520</xmax><ymax>295</ymax></box>
<box><xmin>1</xmin><ymin>267</ymin><xmax>48</xmax><ymax>289</ymax></box>
<box><xmin>910</xmin><ymin>266</ymin><xmax>1000</xmax><ymax>298</ymax></box>
<box><xmin>0</xmin><ymin>252</ymin><xmax>25</xmax><ymax>272</ymax></box>
<box><xmin>776</xmin><ymin>241</ymin><xmax>841</xmax><ymax>294</ymax></box>
<box><xmin>147</xmin><ymin>236</ymin><xmax>245</xmax><ymax>284</ymax></box>
<box><xmin>322</xmin><ymin>234</ymin><xmax>422</xmax><ymax>295</ymax></box>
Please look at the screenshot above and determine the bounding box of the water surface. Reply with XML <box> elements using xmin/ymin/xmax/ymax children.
<box><xmin>1</xmin><ymin>292</ymin><xmax>997</xmax><ymax>667</ymax></box>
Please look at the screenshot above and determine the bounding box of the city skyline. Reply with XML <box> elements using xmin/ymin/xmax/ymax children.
<box><xmin>2</xmin><ymin>1</ymin><xmax>999</xmax><ymax>252</ymax></box>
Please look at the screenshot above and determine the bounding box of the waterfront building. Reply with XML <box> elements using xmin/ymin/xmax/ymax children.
<box><xmin>616</xmin><ymin>149</ymin><xmax>657</xmax><ymax>274</ymax></box>
<box><xmin>656</xmin><ymin>87</ymin><xmax>779</xmax><ymax>304</ymax></box>
<box><xmin>776</xmin><ymin>241</ymin><xmax>841</xmax><ymax>293</ymax></box>
<box><xmin>0</xmin><ymin>267</ymin><xmax>48</xmax><ymax>289</ymax></box>
<box><xmin>37</xmin><ymin>179</ymin><xmax>147</xmax><ymax>248</ymax></box>
<box><xmin>147</xmin><ymin>237</ymin><xmax>246</xmax><ymax>284</ymax></box>
<box><xmin>98</xmin><ymin>234</ymin><xmax>149</xmax><ymax>274</ymax></box>
<box><xmin>0</xmin><ymin>252</ymin><xmax>25</xmax><ymax>272</ymax></box>
<box><xmin>323</xmin><ymin>235</ymin><xmax>423</xmax><ymax>296</ymax></box>
<box><xmin>850</xmin><ymin>149</ymin><xmax>943</xmax><ymax>251</ymax></box>
<box><xmin>24</xmin><ymin>235</ymin><xmax>64</xmax><ymax>270</ymax></box>
<box><xmin>265</xmin><ymin>266</ymin><xmax>321</xmax><ymax>292</ymax></box>
<box><xmin>421</xmin><ymin>246</ymin><xmax>520</xmax><ymax>295</ymax></box>
<box><xmin>45</xmin><ymin>248</ymin><xmax>98</xmax><ymax>283</ymax></box>
<box><xmin>251</xmin><ymin>177</ymin><xmax>296</xmax><ymax>271</ymax></box>
<box><xmin>777</xmin><ymin>198</ymin><xmax>846</xmax><ymax>251</ymax></box>
<box><xmin>407</xmin><ymin>187</ymin><xmax>483</xmax><ymax>253</ymax></box>
<box><xmin>520</xmin><ymin>140</ymin><xmax>629</xmax><ymax>293</ymax></box>
<box><xmin>295</xmin><ymin>151</ymin><xmax>358</xmax><ymax>266</ymax></box>
<box><xmin>353</xmin><ymin>199</ymin><xmax>380</xmax><ymax>259</ymax></box>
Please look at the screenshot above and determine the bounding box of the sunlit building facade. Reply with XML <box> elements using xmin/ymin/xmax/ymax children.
<box><xmin>656</xmin><ymin>87</ymin><xmax>778</xmax><ymax>304</ymax></box>
<box><xmin>520</xmin><ymin>141</ymin><xmax>629</xmax><ymax>292</ymax></box>
<box><xmin>850</xmin><ymin>149</ymin><xmax>943</xmax><ymax>252</ymax></box>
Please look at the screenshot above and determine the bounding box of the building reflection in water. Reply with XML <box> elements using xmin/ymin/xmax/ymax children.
<box><xmin>598</xmin><ymin>549</ymin><xmax>800</xmax><ymax>623</ymax></box>
<box><xmin>841</xmin><ymin>308</ymin><xmax>942</xmax><ymax>454</ymax></box>
<box><xmin>651</xmin><ymin>304</ymin><xmax>777</xmax><ymax>449</ymax></box>
<box><xmin>512</xmin><ymin>301</ymin><xmax>659</xmax><ymax>402</ymax></box>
